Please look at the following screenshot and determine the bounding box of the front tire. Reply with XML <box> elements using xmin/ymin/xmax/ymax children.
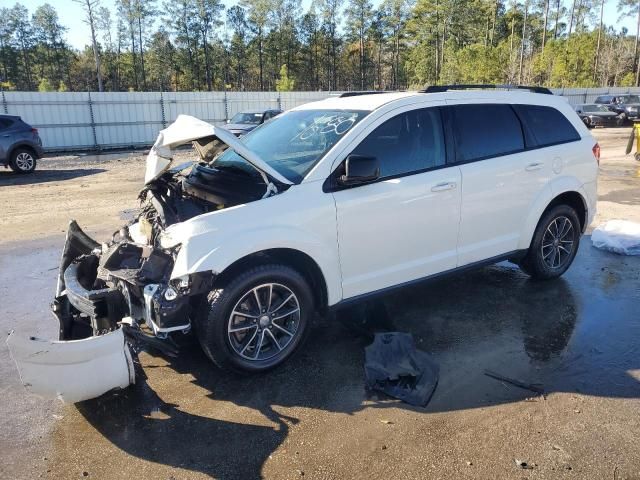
<box><xmin>519</xmin><ymin>205</ymin><xmax>581</xmax><ymax>280</ymax></box>
<box><xmin>195</xmin><ymin>264</ymin><xmax>313</xmax><ymax>373</ymax></box>
<box><xmin>9</xmin><ymin>148</ymin><xmax>37</xmax><ymax>173</ymax></box>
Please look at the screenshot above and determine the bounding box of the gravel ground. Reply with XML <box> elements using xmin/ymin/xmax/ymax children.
<box><xmin>1</xmin><ymin>129</ymin><xmax>639</xmax><ymax>480</ymax></box>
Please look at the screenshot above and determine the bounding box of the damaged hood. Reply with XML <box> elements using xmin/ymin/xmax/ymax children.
<box><xmin>145</xmin><ymin>115</ymin><xmax>292</xmax><ymax>186</ymax></box>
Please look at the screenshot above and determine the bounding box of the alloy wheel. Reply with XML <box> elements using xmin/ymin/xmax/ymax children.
<box><xmin>541</xmin><ymin>216</ymin><xmax>575</xmax><ymax>269</ymax></box>
<box><xmin>15</xmin><ymin>152</ymin><xmax>35</xmax><ymax>171</ymax></box>
<box><xmin>227</xmin><ymin>283</ymin><xmax>301</xmax><ymax>361</ymax></box>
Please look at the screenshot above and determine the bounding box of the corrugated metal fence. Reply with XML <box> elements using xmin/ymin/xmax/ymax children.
<box><xmin>0</xmin><ymin>91</ymin><xmax>337</xmax><ymax>152</ymax></box>
<box><xmin>551</xmin><ymin>86</ymin><xmax>640</xmax><ymax>106</ymax></box>
<box><xmin>2</xmin><ymin>88</ymin><xmax>640</xmax><ymax>152</ymax></box>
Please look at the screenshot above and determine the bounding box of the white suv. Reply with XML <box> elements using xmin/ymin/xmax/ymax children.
<box><xmin>8</xmin><ymin>87</ymin><xmax>599</xmax><ymax>402</ymax></box>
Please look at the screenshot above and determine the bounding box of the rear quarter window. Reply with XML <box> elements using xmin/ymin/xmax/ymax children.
<box><xmin>514</xmin><ymin>105</ymin><xmax>581</xmax><ymax>147</ymax></box>
<box><xmin>449</xmin><ymin>104</ymin><xmax>525</xmax><ymax>162</ymax></box>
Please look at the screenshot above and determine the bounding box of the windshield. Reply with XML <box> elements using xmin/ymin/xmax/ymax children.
<box><xmin>620</xmin><ymin>95</ymin><xmax>640</xmax><ymax>104</ymax></box>
<box><xmin>213</xmin><ymin>109</ymin><xmax>368</xmax><ymax>183</ymax></box>
<box><xmin>582</xmin><ymin>105</ymin><xmax>610</xmax><ymax>113</ymax></box>
<box><xmin>230</xmin><ymin>112</ymin><xmax>263</xmax><ymax>125</ymax></box>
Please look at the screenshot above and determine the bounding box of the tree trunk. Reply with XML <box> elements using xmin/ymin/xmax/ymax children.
<box><xmin>435</xmin><ymin>0</ymin><xmax>440</xmax><ymax>81</ymax></box>
<box><xmin>553</xmin><ymin>0</ymin><xmax>561</xmax><ymax>39</ymax></box>
<box><xmin>568</xmin><ymin>0</ymin><xmax>576</xmax><ymax>36</ymax></box>
<box><xmin>87</xmin><ymin>1</ymin><xmax>103</xmax><ymax>92</ymax></box>
<box><xmin>360</xmin><ymin>16</ymin><xmax>365</xmax><ymax>90</ymax></box>
<box><xmin>635</xmin><ymin>0</ymin><xmax>640</xmax><ymax>86</ymax></box>
<box><xmin>542</xmin><ymin>0</ymin><xmax>549</xmax><ymax>51</ymax></box>
<box><xmin>593</xmin><ymin>0</ymin><xmax>604</xmax><ymax>82</ymax></box>
<box><xmin>258</xmin><ymin>28</ymin><xmax>264</xmax><ymax>91</ymax></box>
<box><xmin>137</xmin><ymin>16</ymin><xmax>146</xmax><ymax>90</ymax></box>
<box><xmin>130</xmin><ymin>22</ymin><xmax>138</xmax><ymax>90</ymax></box>
<box><xmin>490</xmin><ymin>0</ymin><xmax>498</xmax><ymax>46</ymax></box>
<box><xmin>203</xmin><ymin>28</ymin><xmax>212</xmax><ymax>91</ymax></box>
<box><xmin>332</xmin><ymin>27</ymin><xmax>337</xmax><ymax>90</ymax></box>
<box><xmin>519</xmin><ymin>1</ymin><xmax>528</xmax><ymax>84</ymax></box>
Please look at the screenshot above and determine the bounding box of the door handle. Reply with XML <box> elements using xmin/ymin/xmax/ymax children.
<box><xmin>525</xmin><ymin>162</ymin><xmax>544</xmax><ymax>171</ymax></box>
<box><xmin>431</xmin><ymin>182</ymin><xmax>457</xmax><ymax>192</ymax></box>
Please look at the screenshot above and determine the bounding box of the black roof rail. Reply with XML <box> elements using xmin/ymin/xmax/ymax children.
<box><xmin>420</xmin><ymin>84</ymin><xmax>554</xmax><ymax>95</ymax></box>
<box><xmin>338</xmin><ymin>91</ymin><xmax>389</xmax><ymax>98</ymax></box>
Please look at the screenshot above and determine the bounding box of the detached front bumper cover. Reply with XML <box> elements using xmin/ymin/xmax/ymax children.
<box><xmin>6</xmin><ymin>327</ymin><xmax>135</xmax><ymax>403</ymax></box>
<box><xmin>6</xmin><ymin>221</ymin><xmax>137</xmax><ymax>403</ymax></box>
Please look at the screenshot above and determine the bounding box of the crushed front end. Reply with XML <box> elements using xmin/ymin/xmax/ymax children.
<box><xmin>6</xmin><ymin>215</ymin><xmax>212</xmax><ymax>403</ymax></box>
<box><xmin>7</xmin><ymin>115</ymin><xmax>286</xmax><ymax>403</ymax></box>
<box><xmin>53</xmin><ymin>220</ymin><xmax>204</xmax><ymax>343</ymax></box>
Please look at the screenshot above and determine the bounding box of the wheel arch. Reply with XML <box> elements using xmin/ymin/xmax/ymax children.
<box><xmin>519</xmin><ymin>186</ymin><xmax>589</xmax><ymax>250</ymax></box>
<box><xmin>543</xmin><ymin>191</ymin><xmax>587</xmax><ymax>232</ymax></box>
<box><xmin>211</xmin><ymin>248</ymin><xmax>329</xmax><ymax>313</ymax></box>
<box><xmin>8</xmin><ymin>143</ymin><xmax>39</xmax><ymax>160</ymax></box>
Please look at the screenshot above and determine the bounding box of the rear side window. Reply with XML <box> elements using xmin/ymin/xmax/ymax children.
<box><xmin>0</xmin><ymin>119</ymin><xmax>13</xmax><ymax>131</ymax></box>
<box><xmin>449</xmin><ymin>104</ymin><xmax>524</xmax><ymax>162</ymax></box>
<box><xmin>514</xmin><ymin>105</ymin><xmax>580</xmax><ymax>147</ymax></box>
<box><xmin>350</xmin><ymin>108</ymin><xmax>445</xmax><ymax>178</ymax></box>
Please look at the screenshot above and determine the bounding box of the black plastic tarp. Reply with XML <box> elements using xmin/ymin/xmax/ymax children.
<box><xmin>364</xmin><ymin>332</ymin><xmax>439</xmax><ymax>407</ymax></box>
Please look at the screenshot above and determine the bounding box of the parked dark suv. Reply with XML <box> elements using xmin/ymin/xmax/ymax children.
<box><xmin>0</xmin><ymin>115</ymin><xmax>44</xmax><ymax>173</ymax></box>
<box><xmin>594</xmin><ymin>94</ymin><xmax>640</xmax><ymax>121</ymax></box>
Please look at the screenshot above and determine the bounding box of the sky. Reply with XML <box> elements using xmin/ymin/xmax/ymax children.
<box><xmin>7</xmin><ymin>0</ymin><xmax>637</xmax><ymax>50</ymax></box>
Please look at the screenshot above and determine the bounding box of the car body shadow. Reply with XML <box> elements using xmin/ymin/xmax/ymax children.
<box><xmin>0</xmin><ymin>168</ymin><xmax>105</xmax><ymax>186</ymax></box>
<box><xmin>77</xmin><ymin>244</ymin><xmax>640</xmax><ymax>479</ymax></box>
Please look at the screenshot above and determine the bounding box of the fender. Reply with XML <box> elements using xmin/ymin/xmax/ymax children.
<box><xmin>6</xmin><ymin>141</ymin><xmax>41</xmax><ymax>161</ymax></box>
<box><xmin>517</xmin><ymin>178</ymin><xmax>589</xmax><ymax>251</ymax></box>
<box><xmin>171</xmin><ymin>225</ymin><xmax>343</xmax><ymax>306</ymax></box>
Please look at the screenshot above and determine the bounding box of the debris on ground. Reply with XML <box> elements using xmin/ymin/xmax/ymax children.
<box><xmin>484</xmin><ymin>369</ymin><xmax>544</xmax><ymax>394</ymax></box>
<box><xmin>364</xmin><ymin>332</ymin><xmax>439</xmax><ymax>407</ymax></box>
<box><xmin>515</xmin><ymin>459</ymin><xmax>534</xmax><ymax>469</ymax></box>
<box><xmin>592</xmin><ymin>220</ymin><xmax>640</xmax><ymax>255</ymax></box>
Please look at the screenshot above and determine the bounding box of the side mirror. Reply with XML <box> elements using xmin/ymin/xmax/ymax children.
<box><xmin>338</xmin><ymin>155</ymin><xmax>380</xmax><ymax>186</ymax></box>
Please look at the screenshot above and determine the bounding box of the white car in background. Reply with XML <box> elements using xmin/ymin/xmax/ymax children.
<box><xmin>7</xmin><ymin>86</ymin><xmax>599</xmax><ymax>402</ymax></box>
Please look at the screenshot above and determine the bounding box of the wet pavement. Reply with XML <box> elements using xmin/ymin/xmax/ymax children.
<box><xmin>1</xmin><ymin>129</ymin><xmax>640</xmax><ymax>479</ymax></box>
<box><xmin>2</xmin><ymin>236</ymin><xmax>639</xmax><ymax>479</ymax></box>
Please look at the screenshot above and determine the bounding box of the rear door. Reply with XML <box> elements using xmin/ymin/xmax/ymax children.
<box><xmin>0</xmin><ymin>118</ymin><xmax>16</xmax><ymax>161</ymax></box>
<box><xmin>446</xmin><ymin>102</ymin><xmax>553</xmax><ymax>266</ymax></box>
<box><xmin>332</xmin><ymin>106</ymin><xmax>462</xmax><ymax>299</ymax></box>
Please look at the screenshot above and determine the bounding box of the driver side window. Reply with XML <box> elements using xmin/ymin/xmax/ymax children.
<box><xmin>350</xmin><ymin>108</ymin><xmax>446</xmax><ymax>179</ymax></box>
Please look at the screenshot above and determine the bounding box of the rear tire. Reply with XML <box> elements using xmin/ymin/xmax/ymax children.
<box><xmin>194</xmin><ymin>264</ymin><xmax>313</xmax><ymax>373</ymax></box>
<box><xmin>9</xmin><ymin>148</ymin><xmax>37</xmax><ymax>173</ymax></box>
<box><xmin>519</xmin><ymin>205</ymin><xmax>581</xmax><ymax>280</ymax></box>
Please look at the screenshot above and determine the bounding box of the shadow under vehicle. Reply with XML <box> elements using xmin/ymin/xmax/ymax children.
<box><xmin>73</xmin><ymin>248</ymin><xmax>640</xmax><ymax>479</ymax></box>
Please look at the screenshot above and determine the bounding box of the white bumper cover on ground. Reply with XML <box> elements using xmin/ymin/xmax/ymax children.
<box><xmin>6</xmin><ymin>327</ymin><xmax>135</xmax><ymax>403</ymax></box>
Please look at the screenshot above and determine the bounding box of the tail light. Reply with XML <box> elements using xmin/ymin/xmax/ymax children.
<box><xmin>592</xmin><ymin>142</ymin><xmax>600</xmax><ymax>165</ymax></box>
<box><xmin>31</xmin><ymin>128</ymin><xmax>38</xmax><ymax>135</ymax></box>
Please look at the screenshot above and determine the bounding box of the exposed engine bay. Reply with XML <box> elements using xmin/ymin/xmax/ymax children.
<box><xmin>6</xmin><ymin>115</ymin><xmax>290</xmax><ymax>402</ymax></box>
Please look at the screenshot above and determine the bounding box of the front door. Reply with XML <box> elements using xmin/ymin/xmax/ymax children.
<box><xmin>331</xmin><ymin>107</ymin><xmax>462</xmax><ymax>299</ymax></box>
